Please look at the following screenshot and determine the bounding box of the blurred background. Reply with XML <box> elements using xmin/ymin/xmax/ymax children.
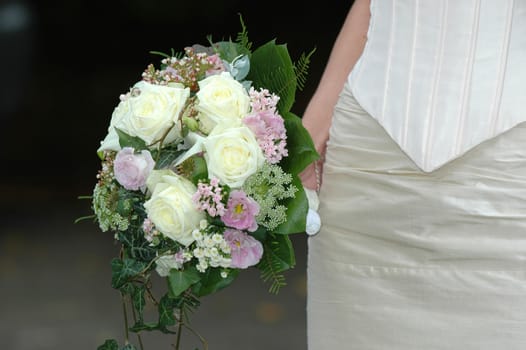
<box><xmin>0</xmin><ymin>1</ymin><xmax>351</xmax><ymax>349</ymax></box>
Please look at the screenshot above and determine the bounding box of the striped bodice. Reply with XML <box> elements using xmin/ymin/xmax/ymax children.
<box><xmin>348</xmin><ymin>0</ymin><xmax>526</xmax><ymax>172</ymax></box>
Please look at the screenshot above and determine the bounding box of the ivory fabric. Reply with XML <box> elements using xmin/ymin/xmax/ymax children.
<box><xmin>307</xmin><ymin>83</ymin><xmax>526</xmax><ymax>349</ymax></box>
<box><xmin>348</xmin><ymin>0</ymin><xmax>526</xmax><ymax>172</ymax></box>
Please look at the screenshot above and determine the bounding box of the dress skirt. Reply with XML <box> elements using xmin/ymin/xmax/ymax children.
<box><xmin>307</xmin><ymin>82</ymin><xmax>526</xmax><ymax>350</ymax></box>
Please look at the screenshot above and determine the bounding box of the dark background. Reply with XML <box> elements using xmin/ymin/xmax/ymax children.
<box><xmin>0</xmin><ymin>1</ymin><xmax>351</xmax><ymax>349</ymax></box>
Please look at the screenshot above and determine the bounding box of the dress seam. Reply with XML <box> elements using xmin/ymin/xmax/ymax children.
<box><xmin>401</xmin><ymin>0</ymin><xmax>419</xmax><ymax>147</ymax></box>
<box><xmin>454</xmin><ymin>0</ymin><xmax>481</xmax><ymax>154</ymax></box>
<box><xmin>489</xmin><ymin>0</ymin><xmax>514</xmax><ymax>134</ymax></box>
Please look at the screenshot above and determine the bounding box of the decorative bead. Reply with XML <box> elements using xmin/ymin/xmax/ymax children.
<box><xmin>314</xmin><ymin>160</ymin><xmax>322</xmax><ymax>193</ymax></box>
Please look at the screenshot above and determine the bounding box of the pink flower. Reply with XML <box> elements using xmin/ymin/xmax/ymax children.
<box><xmin>221</xmin><ymin>190</ymin><xmax>260</xmax><ymax>231</ymax></box>
<box><xmin>243</xmin><ymin>110</ymin><xmax>288</xmax><ymax>164</ymax></box>
<box><xmin>223</xmin><ymin>229</ymin><xmax>263</xmax><ymax>269</ymax></box>
<box><xmin>206</xmin><ymin>54</ymin><xmax>226</xmax><ymax>76</ymax></box>
<box><xmin>248</xmin><ymin>87</ymin><xmax>279</xmax><ymax>113</ymax></box>
<box><xmin>113</xmin><ymin>147</ymin><xmax>155</xmax><ymax>191</ymax></box>
<box><xmin>192</xmin><ymin>178</ymin><xmax>226</xmax><ymax>217</ymax></box>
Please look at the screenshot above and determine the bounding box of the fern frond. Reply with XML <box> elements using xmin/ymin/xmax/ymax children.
<box><xmin>149</xmin><ymin>50</ymin><xmax>171</xmax><ymax>59</ymax></box>
<box><xmin>258</xmin><ymin>245</ymin><xmax>288</xmax><ymax>294</ymax></box>
<box><xmin>258</xmin><ymin>240</ymin><xmax>290</xmax><ymax>294</ymax></box>
<box><xmin>149</xmin><ymin>48</ymin><xmax>183</xmax><ymax>60</ymax></box>
<box><xmin>293</xmin><ymin>47</ymin><xmax>316</xmax><ymax>91</ymax></box>
<box><xmin>236</xmin><ymin>13</ymin><xmax>252</xmax><ymax>51</ymax></box>
<box><xmin>206</xmin><ymin>34</ymin><xmax>214</xmax><ymax>47</ymax></box>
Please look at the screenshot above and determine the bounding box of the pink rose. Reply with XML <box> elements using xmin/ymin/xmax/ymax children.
<box><xmin>224</xmin><ymin>229</ymin><xmax>263</xmax><ymax>269</ymax></box>
<box><xmin>114</xmin><ymin>147</ymin><xmax>155</xmax><ymax>191</ymax></box>
<box><xmin>221</xmin><ymin>190</ymin><xmax>259</xmax><ymax>232</ymax></box>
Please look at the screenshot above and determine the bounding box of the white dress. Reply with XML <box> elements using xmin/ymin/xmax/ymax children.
<box><xmin>307</xmin><ymin>1</ymin><xmax>526</xmax><ymax>349</ymax></box>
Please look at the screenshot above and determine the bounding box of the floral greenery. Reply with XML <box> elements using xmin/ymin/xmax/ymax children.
<box><xmin>82</xmin><ymin>15</ymin><xmax>318</xmax><ymax>350</ymax></box>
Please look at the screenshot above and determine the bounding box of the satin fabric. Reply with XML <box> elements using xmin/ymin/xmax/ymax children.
<box><xmin>307</xmin><ymin>83</ymin><xmax>526</xmax><ymax>349</ymax></box>
<box><xmin>349</xmin><ymin>0</ymin><xmax>526</xmax><ymax>172</ymax></box>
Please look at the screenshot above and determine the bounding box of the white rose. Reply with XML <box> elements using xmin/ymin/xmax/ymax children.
<box><xmin>143</xmin><ymin>170</ymin><xmax>205</xmax><ymax>246</ymax></box>
<box><xmin>98</xmin><ymin>81</ymin><xmax>190</xmax><ymax>152</ymax></box>
<box><xmin>196</xmin><ymin>72</ymin><xmax>250</xmax><ymax>133</ymax></box>
<box><xmin>203</xmin><ymin>123</ymin><xmax>265</xmax><ymax>188</ymax></box>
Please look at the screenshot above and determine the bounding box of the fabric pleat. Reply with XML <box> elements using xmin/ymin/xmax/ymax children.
<box><xmin>307</xmin><ymin>83</ymin><xmax>526</xmax><ymax>350</ymax></box>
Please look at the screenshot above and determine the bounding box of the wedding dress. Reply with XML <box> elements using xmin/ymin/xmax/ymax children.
<box><xmin>307</xmin><ymin>1</ymin><xmax>526</xmax><ymax>349</ymax></box>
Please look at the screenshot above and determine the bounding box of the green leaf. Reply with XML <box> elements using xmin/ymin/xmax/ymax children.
<box><xmin>167</xmin><ymin>266</ymin><xmax>202</xmax><ymax>297</ymax></box>
<box><xmin>119</xmin><ymin>282</ymin><xmax>135</xmax><ymax>295</ymax></box>
<box><xmin>115</xmin><ymin>128</ymin><xmax>147</xmax><ymax>150</ymax></box>
<box><xmin>158</xmin><ymin>294</ymin><xmax>178</xmax><ymax>329</ymax></box>
<box><xmin>189</xmin><ymin>156</ymin><xmax>208</xmax><ymax>185</ymax></box>
<box><xmin>247</xmin><ymin>40</ymin><xmax>297</xmax><ymax>114</ymax></box>
<box><xmin>213</xmin><ymin>40</ymin><xmax>250</xmax><ymax>63</ymax></box>
<box><xmin>111</xmin><ymin>258</ymin><xmax>148</xmax><ymax>289</ymax></box>
<box><xmin>97</xmin><ymin>339</ymin><xmax>118</xmax><ymax>350</ymax></box>
<box><xmin>177</xmin><ymin>155</ymin><xmax>209</xmax><ymax>186</ymax></box>
<box><xmin>280</xmin><ymin>111</ymin><xmax>319</xmax><ymax>175</ymax></box>
<box><xmin>249</xmin><ymin>225</ymin><xmax>268</xmax><ymax>242</ymax></box>
<box><xmin>266</xmin><ymin>234</ymin><xmax>296</xmax><ymax>271</ymax></box>
<box><xmin>274</xmin><ymin>175</ymin><xmax>308</xmax><ymax>234</ymax></box>
<box><xmin>131</xmin><ymin>285</ymin><xmax>146</xmax><ymax>322</ymax></box>
<box><xmin>129</xmin><ymin>321</ymin><xmax>158</xmax><ymax>333</ymax></box>
<box><xmin>154</xmin><ymin>144</ymin><xmax>185</xmax><ymax>169</ymax></box>
<box><xmin>192</xmin><ymin>268</ymin><xmax>239</xmax><ymax>297</ymax></box>
<box><xmin>121</xmin><ymin>345</ymin><xmax>138</xmax><ymax>350</ymax></box>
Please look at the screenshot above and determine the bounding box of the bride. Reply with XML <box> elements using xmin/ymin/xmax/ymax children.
<box><xmin>301</xmin><ymin>0</ymin><xmax>526</xmax><ymax>349</ymax></box>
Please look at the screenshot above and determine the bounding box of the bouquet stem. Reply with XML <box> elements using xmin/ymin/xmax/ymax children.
<box><xmin>121</xmin><ymin>292</ymin><xmax>130</xmax><ymax>345</ymax></box>
<box><xmin>184</xmin><ymin>324</ymin><xmax>208</xmax><ymax>350</ymax></box>
<box><xmin>174</xmin><ymin>307</ymin><xmax>184</xmax><ymax>350</ymax></box>
<box><xmin>130</xmin><ymin>297</ymin><xmax>145</xmax><ymax>350</ymax></box>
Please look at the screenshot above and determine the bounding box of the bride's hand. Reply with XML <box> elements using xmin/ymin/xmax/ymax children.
<box><xmin>301</xmin><ymin>161</ymin><xmax>323</xmax><ymax>236</ymax></box>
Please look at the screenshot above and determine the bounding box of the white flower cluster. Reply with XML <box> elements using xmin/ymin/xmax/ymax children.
<box><xmin>192</xmin><ymin>220</ymin><xmax>232</xmax><ymax>273</ymax></box>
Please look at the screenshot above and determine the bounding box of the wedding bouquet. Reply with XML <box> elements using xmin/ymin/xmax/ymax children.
<box><xmin>87</xmin><ymin>17</ymin><xmax>319</xmax><ymax>350</ymax></box>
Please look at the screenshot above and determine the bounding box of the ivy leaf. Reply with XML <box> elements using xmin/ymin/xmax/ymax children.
<box><xmin>131</xmin><ymin>284</ymin><xmax>146</xmax><ymax>322</ymax></box>
<box><xmin>167</xmin><ymin>266</ymin><xmax>202</xmax><ymax>298</ymax></box>
<box><xmin>97</xmin><ymin>339</ymin><xmax>119</xmax><ymax>350</ymax></box>
<box><xmin>154</xmin><ymin>144</ymin><xmax>185</xmax><ymax>169</ymax></box>
<box><xmin>129</xmin><ymin>321</ymin><xmax>158</xmax><ymax>333</ymax></box>
<box><xmin>158</xmin><ymin>294</ymin><xmax>178</xmax><ymax>330</ymax></box>
<box><xmin>115</xmin><ymin>128</ymin><xmax>147</xmax><ymax>150</ymax></box>
<box><xmin>192</xmin><ymin>268</ymin><xmax>239</xmax><ymax>297</ymax></box>
<box><xmin>274</xmin><ymin>175</ymin><xmax>308</xmax><ymax>234</ymax></box>
<box><xmin>280</xmin><ymin>111</ymin><xmax>319</xmax><ymax>175</ymax></box>
<box><xmin>111</xmin><ymin>258</ymin><xmax>147</xmax><ymax>290</ymax></box>
<box><xmin>121</xmin><ymin>345</ymin><xmax>138</xmax><ymax>350</ymax></box>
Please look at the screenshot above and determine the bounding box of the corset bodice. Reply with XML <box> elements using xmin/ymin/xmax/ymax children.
<box><xmin>348</xmin><ymin>0</ymin><xmax>526</xmax><ymax>172</ymax></box>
